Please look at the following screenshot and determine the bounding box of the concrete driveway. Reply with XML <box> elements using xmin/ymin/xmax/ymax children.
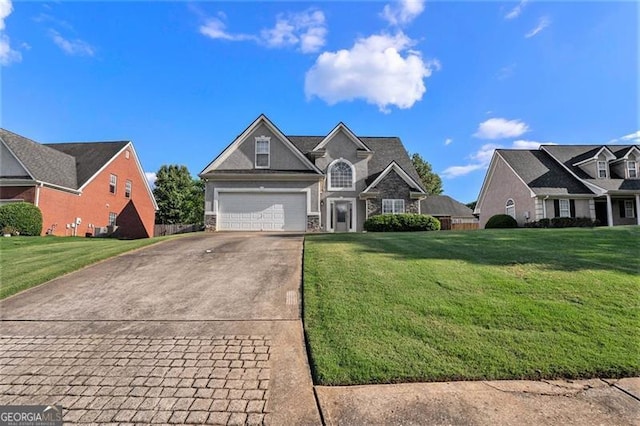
<box><xmin>0</xmin><ymin>233</ymin><xmax>320</xmax><ymax>425</ymax></box>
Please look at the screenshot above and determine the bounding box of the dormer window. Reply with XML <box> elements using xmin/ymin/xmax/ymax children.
<box><xmin>328</xmin><ymin>159</ymin><xmax>355</xmax><ymax>191</ymax></box>
<box><xmin>255</xmin><ymin>136</ymin><xmax>270</xmax><ymax>169</ymax></box>
<box><xmin>597</xmin><ymin>161</ymin><xmax>608</xmax><ymax>178</ymax></box>
<box><xmin>627</xmin><ymin>161</ymin><xmax>637</xmax><ymax>178</ymax></box>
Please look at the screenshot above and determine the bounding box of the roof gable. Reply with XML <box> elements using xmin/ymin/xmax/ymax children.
<box><xmin>312</xmin><ymin>123</ymin><xmax>372</xmax><ymax>152</ymax></box>
<box><xmin>571</xmin><ymin>146</ymin><xmax>616</xmax><ymax>166</ymax></box>
<box><xmin>362</xmin><ymin>161</ymin><xmax>425</xmax><ymax>193</ymax></box>
<box><xmin>200</xmin><ymin>114</ymin><xmax>322</xmax><ymax>175</ymax></box>
<box><xmin>1</xmin><ymin>140</ymin><xmax>31</xmax><ymax>178</ymax></box>
<box><xmin>0</xmin><ymin>128</ymin><xmax>78</xmax><ymax>189</ymax></box>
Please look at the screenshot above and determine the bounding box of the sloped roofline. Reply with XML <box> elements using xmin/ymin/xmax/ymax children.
<box><xmin>611</xmin><ymin>146</ymin><xmax>640</xmax><ymax>163</ymax></box>
<box><xmin>0</xmin><ymin>137</ymin><xmax>36</xmax><ymax>181</ymax></box>
<box><xmin>572</xmin><ymin>145</ymin><xmax>616</xmax><ymax>166</ymax></box>
<box><xmin>312</xmin><ymin>122</ymin><xmax>372</xmax><ymax>152</ymax></box>
<box><xmin>199</xmin><ymin>114</ymin><xmax>322</xmax><ymax>176</ymax></box>
<box><xmin>540</xmin><ymin>145</ymin><xmax>609</xmax><ymax>194</ymax></box>
<box><xmin>362</xmin><ymin>161</ymin><xmax>425</xmax><ymax>194</ymax></box>
<box><xmin>76</xmin><ymin>142</ymin><xmax>158</xmax><ymax>210</ymax></box>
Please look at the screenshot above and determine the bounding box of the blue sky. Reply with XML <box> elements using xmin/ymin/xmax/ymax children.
<box><xmin>2</xmin><ymin>0</ymin><xmax>638</xmax><ymax>203</ymax></box>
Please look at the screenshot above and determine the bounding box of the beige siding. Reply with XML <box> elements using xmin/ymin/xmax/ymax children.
<box><xmin>216</xmin><ymin>123</ymin><xmax>311</xmax><ymax>171</ymax></box>
<box><xmin>478</xmin><ymin>155</ymin><xmax>535</xmax><ymax>228</ymax></box>
<box><xmin>542</xmin><ymin>198</ymin><xmax>592</xmax><ymax>218</ymax></box>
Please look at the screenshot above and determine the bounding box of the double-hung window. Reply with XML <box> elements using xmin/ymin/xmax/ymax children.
<box><xmin>255</xmin><ymin>137</ymin><xmax>270</xmax><ymax>168</ymax></box>
<box><xmin>624</xmin><ymin>200</ymin><xmax>635</xmax><ymax>218</ymax></box>
<box><xmin>559</xmin><ymin>199</ymin><xmax>571</xmax><ymax>218</ymax></box>
<box><xmin>109</xmin><ymin>212</ymin><xmax>117</xmax><ymax>226</ymax></box>
<box><xmin>382</xmin><ymin>199</ymin><xmax>405</xmax><ymax>214</ymax></box>
<box><xmin>627</xmin><ymin>161</ymin><xmax>637</xmax><ymax>178</ymax></box>
<box><xmin>597</xmin><ymin>161</ymin><xmax>608</xmax><ymax>178</ymax></box>
<box><xmin>125</xmin><ymin>180</ymin><xmax>132</xmax><ymax>198</ymax></box>
<box><xmin>109</xmin><ymin>174</ymin><xmax>117</xmax><ymax>194</ymax></box>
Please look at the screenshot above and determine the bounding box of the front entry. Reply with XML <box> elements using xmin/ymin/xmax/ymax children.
<box><xmin>327</xmin><ymin>199</ymin><xmax>355</xmax><ymax>232</ymax></box>
<box><xmin>595</xmin><ymin>200</ymin><xmax>608</xmax><ymax>226</ymax></box>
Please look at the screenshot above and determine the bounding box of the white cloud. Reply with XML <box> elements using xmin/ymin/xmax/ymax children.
<box><xmin>200</xmin><ymin>9</ymin><xmax>326</xmax><ymax>54</ymax></box>
<box><xmin>0</xmin><ymin>0</ymin><xmax>20</xmax><ymax>66</ymax></box>
<box><xmin>504</xmin><ymin>0</ymin><xmax>528</xmax><ymax>20</ymax></box>
<box><xmin>305</xmin><ymin>32</ymin><xmax>438</xmax><ymax>112</ymax></box>
<box><xmin>145</xmin><ymin>172</ymin><xmax>157</xmax><ymax>187</ymax></box>
<box><xmin>442</xmin><ymin>140</ymin><xmax>550</xmax><ymax>179</ymax></box>
<box><xmin>618</xmin><ymin>130</ymin><xmax>640</xmax><ymax>143</ymax></box>
<box><xmin>381</xmin><ymin>0</ymin><xmax>426</xmax><ymax>26</ymax></box>
<box><xmin>525</xmin><ymin>16</ymin><xmax>551</xmax><ymax>38</ymax></box>
<box><xmin>50</xmin><ymin>30</ymin><xmax>95</xmax><ymax>56</ymax></box>
<box><xmin>497</xmin><ymin>63</ymin><xmax>516</xmax><ymax>80</ymax></box>
<box><xmin>199</xmin><ymin>17</ymin><xmax>256</xmax><ymax>41</ymax></box>
<box><xmin>445</xmin><ymin>138</ymin><xmax>453</xmax><ymax>146</ymax></box>
<box><xmin>473</xmin><ymin>118</ymin><xmax>530</xmax><ymax>139</ymax></box>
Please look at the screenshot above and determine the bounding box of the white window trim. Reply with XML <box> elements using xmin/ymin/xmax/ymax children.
<box><xmin>108</xmin><ymin>212</ymin><xmax>117</xmax><ymax>226</ymax></box>
<box><xmin>597</xmin><ymin>161</ymin><xmax>608</xmax><ymax>179</ymax></box>
<box><xmin>255</xmin><ymin>136</ymin><xmax>270</xmax><ymax>169</ymax></box>
<box><xmin>382</xmin><ymin>199</ymin><xmax>405</xmax><ymax>215</ymax></box>
<box><xmin>327</xmin><ymin>158</ymin><xmax>356</xmax><ymax>191</ymax></box>
<box><xmin>125</xmin><ymin>180</ymin><xmax>132</xmax><ymax>198</ymax></box>
<box><xmin>505</xmin><ymin>199</ymin><xmax>515</xmax><ymax>219</ymax></box>
<box><xmin>627</xmin><ymin>161</ymin><xmax>637</xmax><ymax>178</ymax></box>
<box><xmin>109</xmin><ymin>174</ymin><xmax>117</xmax><ymax>194</ymax></box>
<box><xmin>559</xmin><ymin>199</ymin><xmax>571</xmax><ymax>218</ymax></box>
<box><xmin>325</xmin><ymin>197</ymin><xmax>357</xmax><ymax>232</ymax></box>
<box><xmin>624</xmin><ymin>200</ymin><xmax>635</xmax><ymax>218</ymax></box>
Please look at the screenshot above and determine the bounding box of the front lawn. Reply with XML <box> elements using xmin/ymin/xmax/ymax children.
<box><xmin>0</xmin><ymin>235</ymin><xmax>176</xmax><ymax>299</ymax></box>
<box><xmin>303</xmin><ymin>227</ymin><xmax>639</xmax><ymax>385</ymax></box>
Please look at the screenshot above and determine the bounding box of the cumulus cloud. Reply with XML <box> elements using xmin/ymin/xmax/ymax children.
<box><xmin>444</xmin><ymin>138</ymin><xmax>453</xmax><ymax>146</ymax></box>
<box><xmin>305</xmin><ymin>32</ymin><xmax>439</xmax><ymax>112</ymax></box>
<box><xmin>145</xmin><ymin>172</ymin><xmax>157</xmax><ymax>187</ymax></box>
<box><xmin>504</xmin><ymin>0</ymin><xmax>528</xmax><ymax>20</ymax></box>
<box><xmin>614</xmin><ymin>130</ymin><xmax>640</xmax><ymax>144</ymax></box>
<box><xmin>525</xmin><ymin>16</ymin><xmax>550</xmax><ymax>38</ymax></box>
<box><xmin>381</xmin><ymin>0</ymin><xmax>425</xmax><ymax>26</ymax></box>
<box><xmin>442</xmin><ymin>140</ymin><xmax>552</xmax><ymax>179</ymax></box>
<box><xmin>49</xmin><ymin>30</ymin><xmax>95</xmax><ymax>56</ymax></box>
<box><xmin>473</xmin><ymin>118</ymin><xmax>530</xmax><ymax>139</ymax></box>
<box><xmin>200</xmin><ymin>9</ymin><xmax>326</xmax><ymax>53</ymax></box>
<box><xmin>0</xmin><ymin>0</ymin><xmax>21</xmax><ymax>66</ymax></box>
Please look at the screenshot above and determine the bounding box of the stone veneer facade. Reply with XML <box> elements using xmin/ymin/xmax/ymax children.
<box><xmin>366</xmin><ymin>170</ymin><xmax>420</xmax><ymax>217</ymax></box>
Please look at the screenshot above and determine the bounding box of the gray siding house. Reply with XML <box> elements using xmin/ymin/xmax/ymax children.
<box><xmin>199</xmin><ymin>115</ymin><xmax>427</xmax><ymax>232</ymax></box>
<box><xmin>475</xmin><ymin>145</ymin><xmax>640</xmax><ymax>228</ymax></box>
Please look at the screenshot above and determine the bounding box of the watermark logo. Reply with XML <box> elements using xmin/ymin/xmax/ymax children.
<box><xmin>0</xmin><ymin>405</ymin><xmax>62</xmax><ymax>426</ymax></box>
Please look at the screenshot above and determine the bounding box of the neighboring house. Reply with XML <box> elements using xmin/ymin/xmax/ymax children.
<box><xmin>420</xmin><ymin>195</ymin><xmax>478</xmax><ymax>230</ymax></box>
<box><xmin>0</xmin><ymin>129</ymin><xmax>158</xmax><ymax>238</ymax></box>
<box><xmin>200</xmin><ymin>114</ymin><xmax>430</xmax><ymax>232</ymax></box>
<box><xmin>475</xmin><ymin>145</ymin><xmax>640</xmax><ymax>228</ymax></box>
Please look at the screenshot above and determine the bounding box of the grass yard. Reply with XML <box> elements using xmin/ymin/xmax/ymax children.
<box><xmin>0</xmin><ymin>235</ymin><xmax>177</xmax><ymax>299</ymax></box>
<box><xmin>303</xmin><ymin>227</ymin><xmax>640</xmax><ymax>385</ymax></box>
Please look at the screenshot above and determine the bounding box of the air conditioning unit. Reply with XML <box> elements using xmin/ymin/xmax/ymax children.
<box><xmin>94</xmin><ymin>227</ymin><xmax>109</xmax><ymax>237</ymax></box>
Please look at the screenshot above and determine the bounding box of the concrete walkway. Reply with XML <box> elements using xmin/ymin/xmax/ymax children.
<box><xmin>1</xmin><ymin>232</ymin><xmax>638</xmax><ymax>425</ymax></box>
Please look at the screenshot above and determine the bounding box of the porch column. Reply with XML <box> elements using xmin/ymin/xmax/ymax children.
<box><xmin>606</xmin><ymin>194</ymin><xmax>614</xmax><ymax>227</ymax></box>
<box><xmin>636</xmin><ymin>194</ymin><xmax>640</xmax><ymax>226</ymax></box>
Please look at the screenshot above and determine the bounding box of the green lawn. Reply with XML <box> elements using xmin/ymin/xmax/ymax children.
<box><xmin>0</xmin><ymin>235</ymin><xmax>178</xmax><ymax>299</ymax></box>
<box><xmin>303</xmin><ymin>227</ymin><xmax>640</xmax><ymax>385</ymax></box>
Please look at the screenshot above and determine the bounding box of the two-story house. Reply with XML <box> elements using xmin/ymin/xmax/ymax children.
<box><xmin>0</xmin><ymin>129</ymin><xmax>157</xmax><ymax>238</ymax></box>
<box><xmin>199</xmin><ymin>114</ymin><xmax>427</xmax><ymax>232</ymax></box>
<box><xmin>475</xmin><ymin>144</ymin><xmax>640</xmax><ymax>228</ymax></box>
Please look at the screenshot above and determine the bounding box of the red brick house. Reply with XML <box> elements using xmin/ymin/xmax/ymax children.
<box><xmin>0</xmin><ymin>129</ymin><xmax>157</xmax><ymax>238</ymax></box>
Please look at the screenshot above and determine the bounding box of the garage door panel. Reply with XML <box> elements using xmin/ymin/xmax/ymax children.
<box><xmin>219</xmin><ymin>192</ymin><xmax>306</xmax><ymax>231</ymax></box>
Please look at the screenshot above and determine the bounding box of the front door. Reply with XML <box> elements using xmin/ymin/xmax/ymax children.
<box><xmin>595</xmin><ymin>200</ymin><xmax>607</xmax><ymax>226</ymax></box>
<box><xmin>334</xmin><ymin>202</ymin><xmax>350</xmax><ymax>232</ymax></box>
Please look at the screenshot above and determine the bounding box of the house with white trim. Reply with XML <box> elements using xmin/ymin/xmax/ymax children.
<box><xmin>475</xmin><ymin>145</ymin><xmax>640</xmax><ymax>228</ymax></box>
<box><xmin>199</xmin><ymin>114</ymin><xmax>429</xmax><ymax>232</ymax></box>
<box><xmin>0</xmin><ymin>129</ymin><xmax>157</xmax><ymax>238</ymax></box>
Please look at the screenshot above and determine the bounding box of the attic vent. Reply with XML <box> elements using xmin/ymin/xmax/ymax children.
<box><xmin>125</xmin><ymin>150</ymin><xmax>130</xmax><ymax>159</ymax></box>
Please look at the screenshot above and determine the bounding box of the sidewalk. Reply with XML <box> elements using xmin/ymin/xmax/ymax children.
<box><xmin>314</xmin><ymin>377</ymin><xmax>640</xmax><ymax>425</ymax></box>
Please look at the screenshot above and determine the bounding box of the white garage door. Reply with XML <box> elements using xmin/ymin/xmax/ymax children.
<box><xmin>218</xmin><ymin>192</ymin><xmax>306</xmax><ymax>231</ymax></box>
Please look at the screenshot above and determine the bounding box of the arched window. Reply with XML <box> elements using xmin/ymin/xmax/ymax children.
<box><xmin>328</xmin><ymin>160</ymin><xmax>355</xmax><ymax>190</ymax></box>
<box><xmin>505</xmin><ymin>199</ymin><xmax>515</xmax><ymax>219</ymax></box>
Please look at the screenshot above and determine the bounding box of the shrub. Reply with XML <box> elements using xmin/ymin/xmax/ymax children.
<box><xmin>485</xmin><ymin>214</ymin><xmax>518</xmax><ymax>229</ymax></box>
<box><xmin>364</xmin><ymin>214</ymin><xmax>440</xmax><ymax>232</ymax></box>
<box><xmin>524</xmin><ymin>217</ymin><xmax>599</xmax><ymax>228</ymax></box>
<box><xmin>0</xmin><ymin>202</ymin><xmax>43</xmax><ymax>236</ymax></box>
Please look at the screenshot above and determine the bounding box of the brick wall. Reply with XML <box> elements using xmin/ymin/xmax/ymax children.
<box><xmin>0</xmin><ymin>186</ymin><xmax>36</xmax><ymax>203</ymax></box>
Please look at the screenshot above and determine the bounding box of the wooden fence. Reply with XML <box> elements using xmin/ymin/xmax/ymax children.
<box><xmin>452</xmin><ymin>222</ymin><xmax>479</xmax><ymax>231</ymax></box>
<box><xmin>154</xmin><ymin>223</ymin><xmax>203</xmax><ymax>237</ymax></box>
